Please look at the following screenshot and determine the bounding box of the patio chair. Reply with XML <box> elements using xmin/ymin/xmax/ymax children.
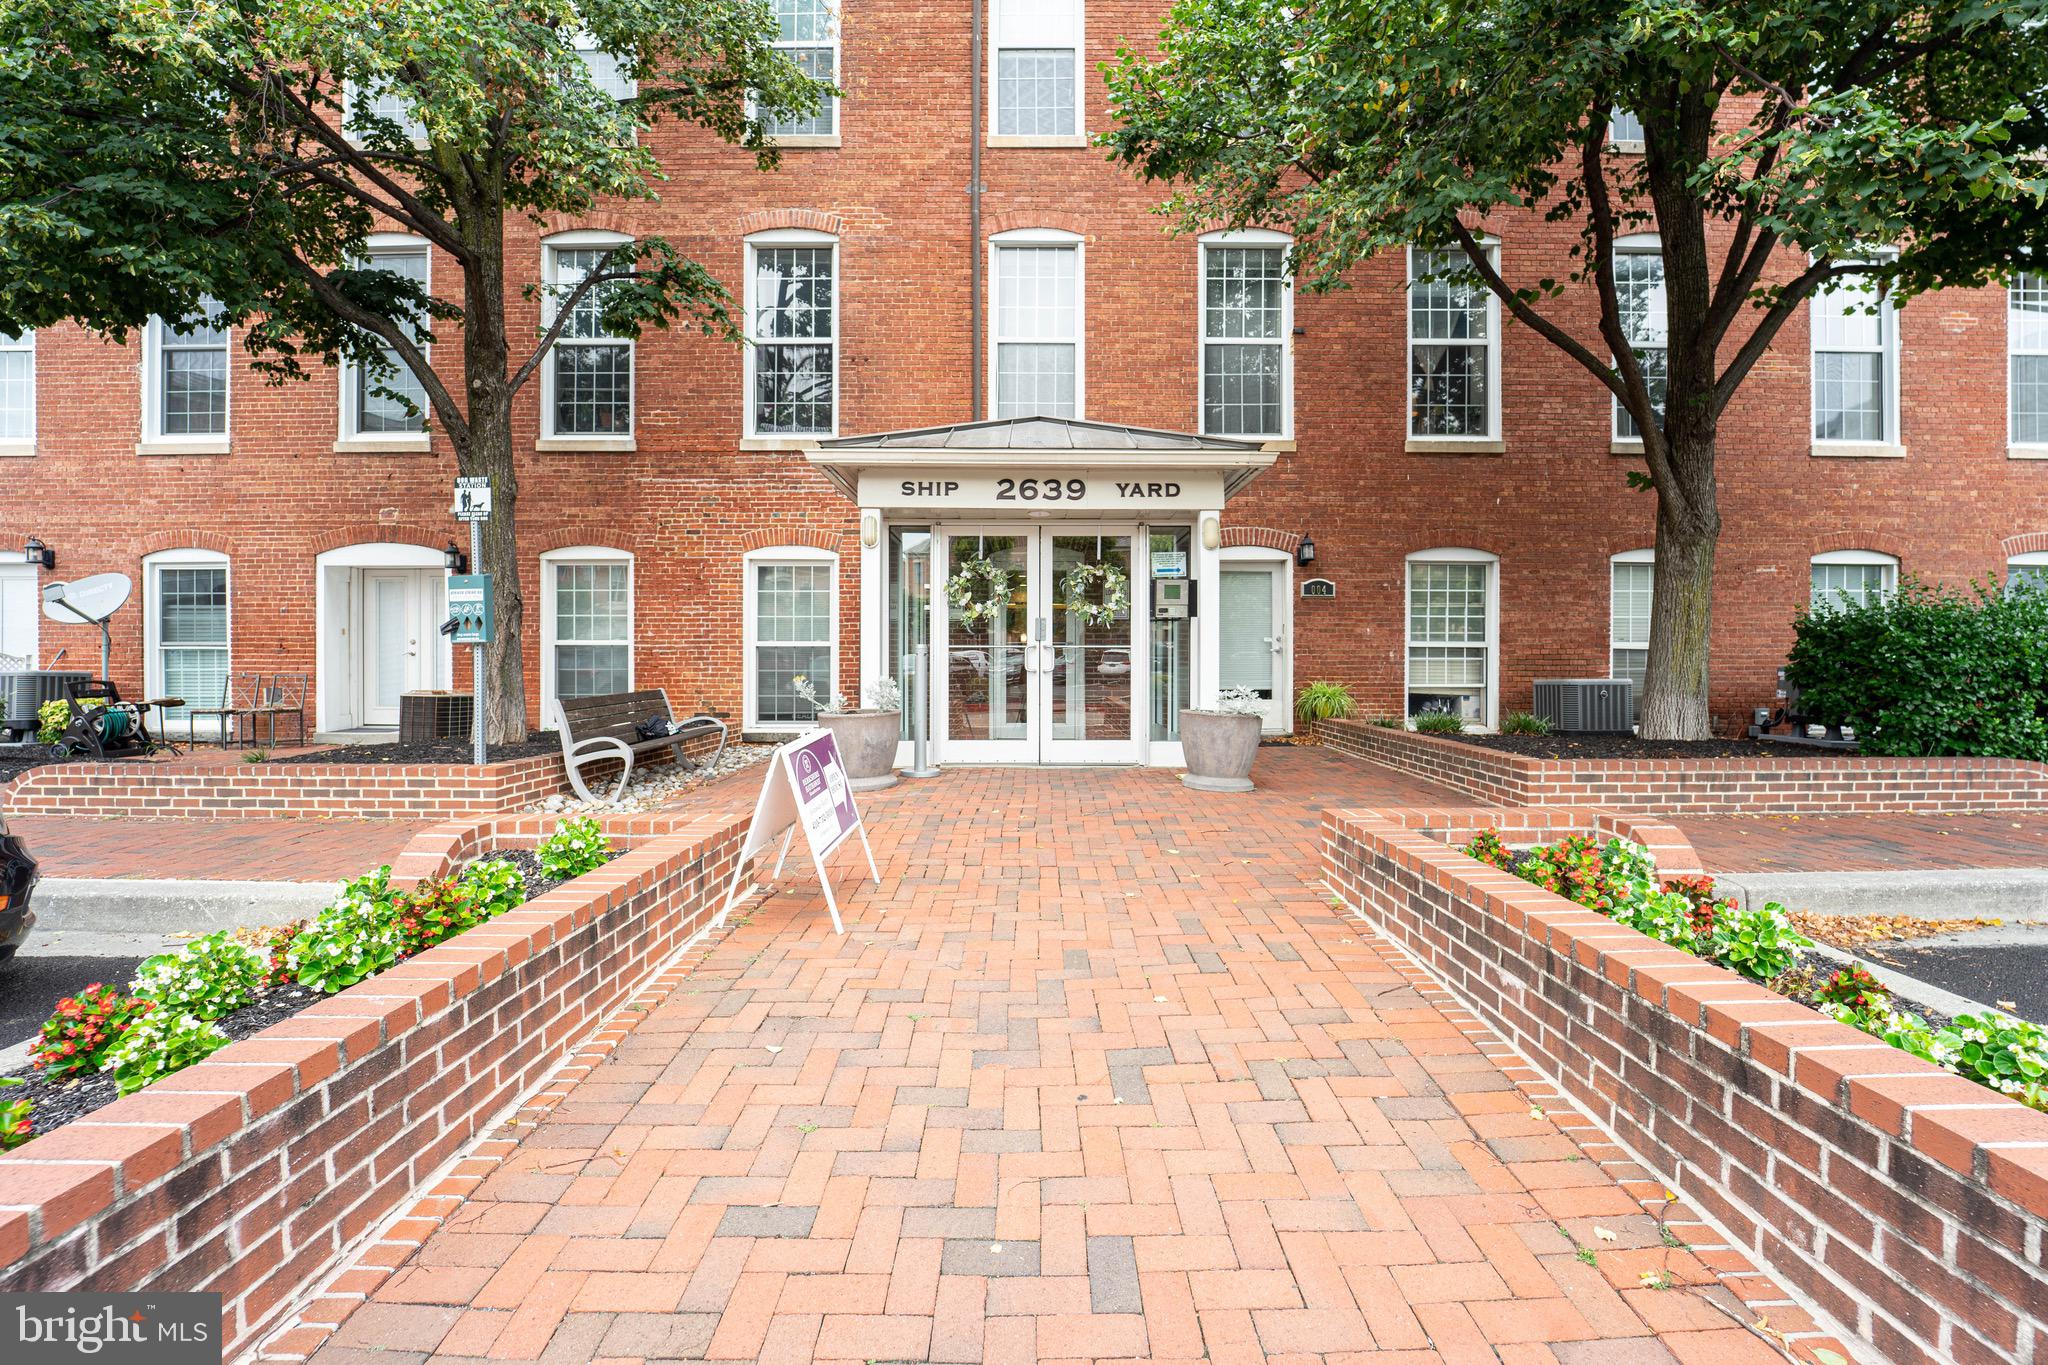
<box><xmin>253</xmin><ymin>672</ymin><xmax>309</xmax><ymax>747</ymax></box>
<box><xmin>189</xmin><ymin>670</ymin><xmax>263</xmax><ymax>749</ymax></box>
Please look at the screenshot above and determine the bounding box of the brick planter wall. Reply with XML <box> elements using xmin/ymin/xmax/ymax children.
<box><xmin>1323</xmin><ymin>808</ymin><xmax>2048</xmax><ymax>1365</ymax></box>
<box><xmin>1319</xmin><ymin>719</ymin><xmax>2048</xmax><ymax>814</ymax></box>
<box><xmin>0</xmin><ymin>754</ymin><xmax>573</xmax><ymax>819</ymax></box>
<box><xmin>0</xmin><ymin>810</ymin><xmax>750</xmax><ymax>1357</ymax></box>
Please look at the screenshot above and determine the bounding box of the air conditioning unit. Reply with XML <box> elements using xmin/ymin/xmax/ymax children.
<box><xmin>3</xmin><ymin>670</ymin><xmax>91</xmax><ymax>740</ymax></box>
<box><xmin>1532</xmin><ymin>678</ymin><xmax>1634</xmax><ymax>734</ymax></box>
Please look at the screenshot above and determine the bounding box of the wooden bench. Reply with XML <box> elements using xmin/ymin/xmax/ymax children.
<box><xmin>551</xmin><ymin>688</ymin><xmax>729</xmax><ymax>803</ymax></box>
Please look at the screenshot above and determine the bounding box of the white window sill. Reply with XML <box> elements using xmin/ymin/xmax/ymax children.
<box><xmin>1810</xmin><ymin>441</ymin><xmax>1906</xmax><ymax>460</ymax></box>
<box><xmin>1258</xmin><ymin>438</ymin><xmax>1297</xmax><ymax>453</ymax></box>
<box><xmin>1405</xmin><ymin>437</ymin><xmax>1506</xmax><ymax>455</ymax></box>
<box><xmin>0</xmin><ymin>440</ymin><xmax>34</xmax><ymax>458</ymax></box>
<box><xmin>1610</xmin><ymin>140</ymin><xmax>1646</xmax><ymax>155</ymax></box>
<box><xmin>333</xmin><ymin>434</ymin><xmax>430</xmax><ymax>454</ymax></box>
<box><xmin>737</xmin><ymin>435</ymin><xmax>824</xmax><ymax>451</ymax></box>
<box><xmin>986</xmin><ymin>134</ymin><xmax>1089</xmax><ymax>149</ymax></box>
<box><xmin>2010</xmin><ymin>444</ymin><xmax>2048</xmax><ymax>461</ymax></box>
<box><xmin>136</xmin><ymin>438</ymin><xmax>230</xmax><ymax>456</ymax></box>
<box><xmin>770</xmin><ymin>133</ymin><xmax>841</xmax><ymax>149</ymax></box>
<box><xmin>536</xmin><ymin>436</ymin><xmax>636</xmax><ymax>453</ymax></box>
<box><xmin>1610</xmin><ymin>439</ymin><xmax>1645</xmax><ymax>456</ymax></box>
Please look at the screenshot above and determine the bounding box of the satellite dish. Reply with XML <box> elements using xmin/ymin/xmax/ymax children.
<box><xmin>43</xmin><ymin>573</ymin><xmax>134</xmax><ymax>625</ymax></box>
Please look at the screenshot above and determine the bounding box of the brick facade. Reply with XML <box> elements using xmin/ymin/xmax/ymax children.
<box><xmin>3</xmin><ymin>0</ymin><xmax>2044</xmax><ymax>735</ymax></box>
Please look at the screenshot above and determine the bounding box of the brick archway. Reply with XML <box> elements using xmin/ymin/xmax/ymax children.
<box><xmin>736</xmin><ymin>208</ymin><xmax>846</xmax><ymax>238</ymax></box>
<box><xmin>2002</xmin><ymin>531</ymin><xmax>2048</xmax><ymax>557</ymax></box>
<box><xmin>740</xmin><ymin>527</ymin><xmax>848</xmax><ymax>553</ymax></box>
<box><xmin>1220</xmin><ymin>526</ymin><xmax>1303</xmax><ymax>553</ymax></box>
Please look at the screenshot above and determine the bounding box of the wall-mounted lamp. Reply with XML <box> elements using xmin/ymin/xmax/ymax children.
<box><xmin>1295</xmin><ymin>534</ymin><xmax>1317</xmax><ymax>568</ymax></box>
<box><xmin>443</xmin><ymin>541</ymin><xmax>469</xmax><ymax>574</ymax></box>
<box><xmin>1201</xmin><ymin>516</ymin><xmax>1221</xmax><ymax>552</ymax></box>
<box><xmin>22</xmin><ymin>536</ymin><xmax>53</xmax><ymax>571</ymax></box>
<box><xmin>860</xmin><ymin>512</ymin><xmax>880</xmax><ymax>548</ymax></box>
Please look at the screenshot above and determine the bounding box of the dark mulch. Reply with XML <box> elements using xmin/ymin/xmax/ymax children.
<box><xmin>0</xmin><ymin>745</ymin><xmax>66</xmax><ymax>784</ymax></box>
<box><xmin>469</xmin><ymin>847</ymin><xmax>583</xmax><ymax>902</ymax></box>
<box><xmin>266</xmin><ymin>732</ymin><xmax>560</xmax><ymax>765</ymax></box>
<box><xmin>1449</xmin><ymin>733</ymin><xmax>1858</xmax><ymax>760</ymax></box>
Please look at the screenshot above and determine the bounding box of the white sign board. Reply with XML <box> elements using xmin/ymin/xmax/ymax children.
<box><xmin>452</xmin><ymin>476</ymin><xmax>493</xmax><ymax>522</ymax></box>
<box><xmin>720</xmin><ymin>730</ymin><xmax>880</xmax><ymax>934</ymax></box>
<box><xmin>857</xmin><ymin>467</ymin><xmax>1226</xmax><ymax>513</ymax></box>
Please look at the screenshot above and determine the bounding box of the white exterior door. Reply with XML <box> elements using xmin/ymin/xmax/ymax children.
<box><xmin>359</xmin><ymin>570</ymin><xmax>440</xmax><ymax>727</ymax></box>
<box><xmin>1218</xmin><ymin>562</ymin><xmax>1290</xmax><ymax>733</ymax></box>
<box><xmin>0</xmin><ymin>565</ymin><xmax>36</xmax><ymax>668</ymax></box>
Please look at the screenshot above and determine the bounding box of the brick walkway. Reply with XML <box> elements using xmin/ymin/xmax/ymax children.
<box><xmin>281</xmin><ymin>749</ymin><xmax>1826</xmax><ymax>1365</ymax></box>
<box><xmin>1678</xmin><ymin>812</ymin><xmax>2048</xmax><ymax>873</ymax></box>
<box><xmin>8</xmin><ymin>816</ymin><xmax>428</xmax><ymax>881</ymax></box>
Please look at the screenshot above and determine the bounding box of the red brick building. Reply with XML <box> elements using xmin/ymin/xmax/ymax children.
<box><xmin>2</xmin><ymin>0</ymin><xmax>2045</xmax><ymax>763</ymax></box>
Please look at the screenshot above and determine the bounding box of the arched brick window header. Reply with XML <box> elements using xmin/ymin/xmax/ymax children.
<box><xmin>1221</xmin><ymin>526</ymin><xmax>1303</xmax><ymax>553</ymax></box>
<box><xmin>740</xmin><ymin>527</ymin><xmax>847</xmax><ymax>553</ymax></box>
<box><xmin>1811</xmin><ymin>532</ymin><xmax>1900</xmax><ymax>558</ymax></box>
<box><xmin>736</xmin><ymin>208</ymin><xmax>845</xmax><ymax>238</ymax></box>
<box><xmin>986</xmin><ymin>210</ymin><xmax>1089</xmax><ymax>238</ymax></box>
<box><xmin>305</xmin><ymin>527</ymin><xmax>441</xmax><ymax>558</ymax></box>
<box><xmin>2002</xmin><ymin>531</ymin><xmax>2048</xmax><ymax>557</ymax></box>
<box><xmin>137</xmin><ymin>531</ymin><xmax>234</xmax><ymax>557</ymax></box>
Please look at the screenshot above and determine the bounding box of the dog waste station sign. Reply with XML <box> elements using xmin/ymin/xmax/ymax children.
<box><xmin>722</xmin><ymin>729</ymin><xmax>881</xmax><ymax>934</ymax></box>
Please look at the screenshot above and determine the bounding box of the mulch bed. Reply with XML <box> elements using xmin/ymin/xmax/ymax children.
<box><xmin>1448</xmin><ymin>733</ymin><xmax>1858</xmax><ymax>760</ymax></box>
<box><xmin>266</xmin><ymin>732</ymin><xmax>562</xmax><ymax>765</ymax></box>
<box><xmin>3</xmin><ymin>845</ymin><xmax>609</xmax><ymax>1142</ymax></box>
<box><xmin>0</xmin><ymin>746</ymin><xmax>66</xmax><ymax>784</ymax></box>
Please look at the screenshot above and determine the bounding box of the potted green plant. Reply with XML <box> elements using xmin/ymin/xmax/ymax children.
<box><xmin>1180</xmin><ymin>687</ymin><xmax>1265</xmax><ymax>792</ymax></box>
<box><xmin>1294</xmin><ymin>681</ymin><xmax>1358</xmax><ymax>729</ymax></box>
<box><xmin>794</xmin><ymin>676</ymin><xmax>903</xmax><ymax>791</ymax></box>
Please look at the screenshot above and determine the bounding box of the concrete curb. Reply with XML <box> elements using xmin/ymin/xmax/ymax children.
<box><xmin>31</xmin><ymin>877</ymin><xmax>337</xmax><ymax>932</ymax></box>
<box><xmin>1715</xmin><ymin>867</ymin><xmax>2048</xmax><ymax>920</ymax></box>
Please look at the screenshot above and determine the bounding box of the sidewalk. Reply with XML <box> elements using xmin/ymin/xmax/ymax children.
<box><xmin>280</xmin><ymin>752</ymin><xmax>1836</xmax><ymax>1364</ymax></box>
<box><xmin>7</xmin><ymin>816</ymin><xmax>427</xmax><ymax>882</ymax></box>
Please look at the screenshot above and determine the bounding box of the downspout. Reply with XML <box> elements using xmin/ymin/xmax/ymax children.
<box><xmin>969</xmin><ymin>0</ymin><xmax>984</xmax><ymax>420</ymax></box>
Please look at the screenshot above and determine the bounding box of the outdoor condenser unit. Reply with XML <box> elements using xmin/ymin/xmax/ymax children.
<box><xmin>2</xmin><ymin>670</ymin><xmax>90</xmax><ymax>740</ymax></box>
<box><xmin>1532</xmin><ymin>678</ymin><xmax>1634</xmax><ymax>734</ymax></box>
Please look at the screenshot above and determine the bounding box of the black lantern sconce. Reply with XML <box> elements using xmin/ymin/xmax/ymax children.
<box><xmin>22</xmin><ymin>536</ymin><xmax>54</xmax><ymax>571</ymax></box>
<box><xmin>443</xmin><ymin>541</ymin><xmax>469</xmax><ymax>575</ymax></box>
<box><xmin>1295</xmin><ymin>534</ymin><xmax>1317</xmax><ymax>568</ymax></box>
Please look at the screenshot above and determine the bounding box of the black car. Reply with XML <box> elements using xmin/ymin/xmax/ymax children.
<box><xmin>0</xmin><ymin>817</ymin><xmax>37</xmax><ymax>960</ymax></box>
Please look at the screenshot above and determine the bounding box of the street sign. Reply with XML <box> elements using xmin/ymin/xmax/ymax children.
<box><xmin>452</xmin><ymin>476</ymin><xmax>493</xmax><ymax>522</ymax></box>
<box><xmin>447</xmin><ymin>573</ymin><xmax>492</xmax><ymax>644</ymax></box>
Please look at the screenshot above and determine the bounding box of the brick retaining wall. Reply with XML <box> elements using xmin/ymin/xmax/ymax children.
<box><xmin>0</xmin><ymin>754</ymin><xmax>573</xmax><ymax>819</ymax></box>
<box><xmin>1319</xmin><ymin>719</ymin><xmax>2048</xmax><ymax>814</ymax></box>
<box><xmin>0</xmin><ymin>810</ymin><xmax>750</xmax><ymax>1357</ymax></box>
<box><xmin>1323</xmin><ymin>808</ymin><xmax>2048</xmax><ymax>1365</ymax></box>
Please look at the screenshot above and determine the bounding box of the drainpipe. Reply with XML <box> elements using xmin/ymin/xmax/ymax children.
<box><xmin>969</xmin><ymin>0</ymin><xmax>984</xmax><ymax>420</ymax></box>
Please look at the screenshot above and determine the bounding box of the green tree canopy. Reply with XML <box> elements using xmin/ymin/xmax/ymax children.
<box><xmin>1105</xmin><ymin>0</ymin><xmax>2048</xmax><ymax>737</ymax></box>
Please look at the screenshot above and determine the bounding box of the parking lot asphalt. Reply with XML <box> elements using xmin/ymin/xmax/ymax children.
<box><xmin>0</xmin><ymin>928</ymin><xmax>184</xmax><ymax>1066</ymax></box>
<box><xmin>1862</xmin><ymin>934</ymin><xmax>2048</xmax><ymax>1025</ymax></box>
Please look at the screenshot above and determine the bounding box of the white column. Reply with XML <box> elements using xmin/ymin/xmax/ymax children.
<box><xmin>858</xmin><ymin>509</ymin><xmax>883</xmax><ymax>697</ymax></box>
<box><xmin>1195</xmin><ymin>511</ymin><xmax>1223</xmax><ymax>711</ymax></box>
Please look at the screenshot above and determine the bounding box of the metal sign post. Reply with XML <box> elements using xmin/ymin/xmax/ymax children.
<box><xmin>906</xmin><ymin>643</ymin><xmax>939</xmax><ymax>778</ymax></box>
<box><xmin>451</xmin><ymin>476</ymin><xmax>494</xmax><ymax>766</ymax></box>
<box><xmin>469</xmin><ymin>520</ymin><xmax>484</xmax><ymax>765</ymax></box>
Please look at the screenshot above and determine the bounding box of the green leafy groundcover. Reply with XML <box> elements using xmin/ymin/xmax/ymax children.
<box><xmin>1462</xmin><ymin>832</ymin><xmax>2047</xmax><ymax>1111</ymax></box>
<box><xmin>6</xmin><ymin>820</ymin><xmax>617</xmax><ymax>1149</ymax></box>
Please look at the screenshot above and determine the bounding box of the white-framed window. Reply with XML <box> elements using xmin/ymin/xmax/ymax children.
<box><xmin>143</xmin><ymin>549</ymin><xmax>231</xmax><ymax>730</ymax></box>
<box><xmin>342</xmin><ymin>237</ymin><xmax>430</xmax><ymax>439</ymax></box>
<box><xmin>763</xmin><ymin>0</ymin><xmax>838</xmax><ymax>137</ymax></box>
<box><xmin>2011</xmin><ymin>271</ymin><xmax>2048</xmax><ymax>447</ymax></box>
<box><xmin>746</xmin><ymin>230</ymin><xmax>838</xmax><ymax>436</ymax></box>
<box><xmin>0</xmin><ymin>330</ymin><xmax>33</xmax><ymax>445</ymax></box>
<box><xmin>2009</xmin><ymin>551</ymin><xmax>2048</xmax><ymax>595</ymax></box>
<box><xmin>1610</xmin><ymin>550</ymin><xmax>1654</xmax><ymax>704</ymax></box>
<box><xmin>540</xmin><ymin>547</ymin><xmax>634</xmax><ymax>720</ymax></box>
<box><xmin>1407</xmin><ymin>244</ymin><xmax>1499</xmax><ymax>440</ymax></box>
<box><xmin>744</xmin><ymin>546</ymin><xmax>838</xmax><ymax>730</ymax></box>
<box><xmin>143</xmin><ymin>300</ymin><xmax>229</xmax><ymax>442</ymax></box>
<box><xmin>1200</xmin><ymin>231</ymin><xmax>1291</xmax><ymax>438</ymax></box>
<box><xmin>1612</xmin><ymin>244</ymin><xmax>1667</xmax><ymax>442</ymax></box>
<box><xmin>343</xmin><ymin>81</ymin><xmax>427</xmax><ymax>144</ymax></box>
<box><xmin>1810</xmin><ymin>550</ymin><xmax>1897</xmax><ymax>612</ymax></box>
<box><xmin>992</xmin><ymin>0</ymin><xmax>1082</xmax><ymax>138</ymax></box>
<box><xmin>572</xmin><ymin>33</ymin><xmax>638</xmax><ymax>101</ymax></box>
<box><xmin>992</xmin><ymin>229</ymin><xmax>1082</xmax><ymax>419</ymax></box>
<box><xmin>1406</xmin><ymin>548</ymin><xmax>1498</xmax><ymax>728</ymax></box>
<box><xmin>1811</xmin><ymin>264</ymin><xmax>1898</xmax><ymax>445</ymax></box>
<box><xmin>1609</xmin><ymin>108</ymin><xmax>1646</xmax><ymax>151</ymax></box>
<box><xmin>542</xmin><ymin>231</ymin><xmax>634</xmax><ymax>439</ymax></box>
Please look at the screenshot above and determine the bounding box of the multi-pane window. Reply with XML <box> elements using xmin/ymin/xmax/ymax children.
<box><xmin>1613</xmin><ymin>251</ymin><xmax>1667</xmax><ymax>441</ymax></box>
<box><xmin>1812</xmin><ymin>269</ymin><xmax>1894</xmax><ymax>443</ymax></box>
<box><xmin>994</xmin><ymin>0</ymin><xmax>1081</xmax><ymax>137</ymax></box>
<box><xmin>1810</xmin><ymin>553</ymin><xmax>1896</xmax><ymax>612</ymax></box>
<box><xmin>2012</xmin><ymin>271</ymin><xmax>2048</xmax><ymax>446</ymax></box>
<box><xmin>545</xmin><ymin>242</ymin><xmax>633</xmax><ymax>437</ymax></box>
<box><xmin>573</xmin><ymin>35</ymin><xmax>637</xmax><ymax>101</ymax></box>
<box><xmin>345</xmin><ymin>82</ymin><xmax>427</xmax><ymax>143</ymax></box>
<box><xmin>993</xmin><ymin>240</ymin><xmax>1080</xmax><ymax>418</ymax></box>
<box><xmin>2009</xmin><ymin>554</ymin><xmax>2048</xmax><ymax>595</ymax></box>
<box><xmin>0</xmin><ymin>331</ymin><xmax>32</xmax><ymax>443</ymax></box>
<box><xmin>1201</xmin><ymin>242</ymin><xmax>1288</xmax><ymax>437</ymax></box>
<box><xmin>150</xmin><ymin>302</ymin><xmax>229</xmax><ymax>439</ymax></box>
<box><xmin>550</xmin><ymin>560</ymin><xmax>632</xmax><ymax>701</ymax></box>
<box><xmin>1408</xmin><ymin>247</ymin><xmax>1496</xmax><ymax>439</ymax></box>
<box><xmin>1406</xmin><ymin>556</ymin><xmax>1494</xmax><ymax>725</ymax></box>
<box><xmin>749</xmin><ymin>239</ymin><xmax>836</xmax><ymax>434</ymax></box>
<box><xmin>349</xmin><ymin>246</ymin><xmax>429</xmax><ymax>436</ymax></box>
<box><xmin>764</xmin><ymin>0</ymin><xmax>837</xmax><ymax>136</ymax></box>
<box><xmin>1610</xmin><ymin>554</ymin><xmax>1654</xmax><ymax>702</ymax></box>
<box><xmin>1609</xmin><ymin>108</ymin><xmax>1646</xmax><ymax>148</ymax></box>
<box><xmin>750</xmin><ymin>558</ymin><xmax>835</xmax><ymax>726</ymax></box>
<box><xmin>153</xmin><ymin>559</ymin><xmax>230</xmax><ymax>725</ymax></box>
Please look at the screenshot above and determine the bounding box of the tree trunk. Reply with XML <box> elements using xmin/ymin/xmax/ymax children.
<box><xmin>1638</xmin><ymin>435</ymin><xmax>1720</xmax><ymax>740</ymax></box>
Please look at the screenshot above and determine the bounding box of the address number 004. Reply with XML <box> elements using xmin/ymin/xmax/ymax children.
<box><xmin>995</xmin><ymin>477</ymin><xmax>1087</xmax><ymax>502</ymax></box>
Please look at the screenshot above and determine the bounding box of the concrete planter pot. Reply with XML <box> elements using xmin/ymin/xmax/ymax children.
<box><xmin>1179</xmin><ymin>709</ymin><xmax>1262</xmax><ymax>792</ymax></box>
<box><xmin>820</xmin><ymin>709</ymin><xmax>902</xmax><ymax>790</ymax></box>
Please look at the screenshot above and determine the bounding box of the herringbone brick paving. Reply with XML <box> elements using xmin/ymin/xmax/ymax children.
<box><xmin>276</xmin><ymin>749</ymin><xmax>1847</xmax><ymax>1364</ymax></box>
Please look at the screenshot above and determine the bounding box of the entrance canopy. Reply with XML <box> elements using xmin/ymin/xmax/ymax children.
<box><xmin>808</xmin><ymin>416</ymin><xmax>1275</xmax><ymax>515</ymax></box>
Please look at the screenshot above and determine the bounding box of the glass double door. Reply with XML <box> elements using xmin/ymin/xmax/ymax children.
<box><xmin>938</xmin><ymin>526</ymin><xmax>1139</xmax><ymax>763</ymax></box>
